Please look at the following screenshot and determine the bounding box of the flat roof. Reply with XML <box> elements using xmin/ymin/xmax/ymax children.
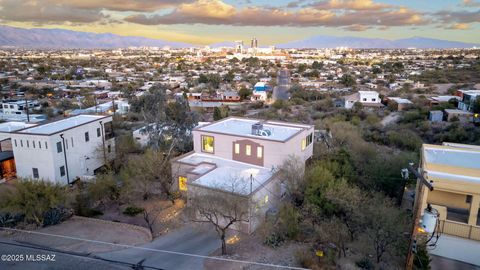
<box><xmin>16</xmin><ymin>115</ymin><xmax>108</xmax><ymax>135</ymax></box>
<box><xmin>195</xmin><ymin>117</ymin><xmax>311</xmax><ymax>142</ymax></box>
<box><xmin>422</xmin><ymin>143</ymin><xmax>480</xmax><ymax>184</ymax></box>
<box><xmin>0</xmin><ymin>122</ymin><xmax>36</xmax><ymax>133</ymax></box>
<box><xmin>388</xmin><ymin>97</ymin><xmax>413</xmax><ymax>104</ymax></box>
<box><xmin>178</xmin><ymin>153</ymin><xmax>274</xmax><ymax>196</ymax></box>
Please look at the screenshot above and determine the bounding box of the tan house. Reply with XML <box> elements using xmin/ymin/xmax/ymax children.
<box><xmin>419</xmin><ymin>143</ymin><xmax>480</xmax><ymax>241</ymax></box>
<box><xmin>171</xmin><ymin>117</ymin><xmax>314</xmax><ymax>233</ymax></box>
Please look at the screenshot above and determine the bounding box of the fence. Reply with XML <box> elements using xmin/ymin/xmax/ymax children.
<box><xmin>439</xmin><ymin>220</ymin><xmax>480</xmax><ymax>241</ymax></box>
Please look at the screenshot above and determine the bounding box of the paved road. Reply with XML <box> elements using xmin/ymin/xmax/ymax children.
<box><xmin>97</xmin><ymin>224</ymin><xmax>219</xmax><ymax>270</ymax></box>
<box><xmin>0</xmin><ymin>239</ymin><xmax>130</xmax><ymax>270</ymax></box>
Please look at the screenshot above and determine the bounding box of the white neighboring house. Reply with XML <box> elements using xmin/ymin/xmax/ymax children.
<box><xmin>1</xmin><ymin>100</ymin><xmax>40</xmax><ymax>115</ymax></box>
<box><xmin>343</xmin><ymin>91</ymin><xmax>381</xmax><ymax>109</ymax></box>
<box><xmin>10</xmin><ymin>115</ymin><xmax>115</xmax><ymax>184</ymax></box>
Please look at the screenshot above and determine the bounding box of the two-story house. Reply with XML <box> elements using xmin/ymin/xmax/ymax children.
<box><xmin>10</xmin><ymin>115</ymin><xmax>115</xmax><ymax>184</ymax></box>
<box><xmin>171</xmin><ymin>117</ymin><xmax>314</xmax><ymax>233</ymax></box>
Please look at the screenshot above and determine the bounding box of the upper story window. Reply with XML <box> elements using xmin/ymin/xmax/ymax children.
<box><xmin>234</xmin><ymin>143</ymin><xmax>240</xmax><ymax>154</ymax></box>
<box><xmin>201</xmin><ymin>135</ymin><xmax>214</xmax><ymax>153</ymax></box>
<box><xmin>56</xmin><ymin>141</ymin><xmax>62</xmax><ymax>153</ymax></box>
<box><xmin>301</xmin><ymin>139</ymin><xmax>306</xmax><ymax>151</ymax></box>
<box><xmin>85</xmin><ymin>132</ymin><xmax>89</xmax><ymax>142</ymax></box>
<box><xmin>97</xmin><ymin>128</ymin><xmax>101</xmax><ymax>137</ymax></box>
<box><xmin>246</xmin><ymin>145</ymin><xmax>251</xmax><ymax>156</ymax></box>
<box><xmin>362</xmin><ymin>98</ymin><xmax>367</xmax><ymax>101</ymax></box>
<box><xmin>257</xmin><ymin>147</ymin><xmax>263</xmax><ymax>158</ymax></box>
<box><xmin>104</xmin><ymin>122</ymin><xmax>114</xmax><ymax>140</ymax></box>
<box><xmin>32</xmin><ymin>168</ymin><xmax>39</xmax><ymax>179</ymax></box>
<box><xmin>302</xmin><ymin>133</ymin><xmax>314</xmax><ymax>151</ymax></box>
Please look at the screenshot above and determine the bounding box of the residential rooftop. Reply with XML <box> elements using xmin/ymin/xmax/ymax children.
<box><xmin>195</xmin><ymin>117</ymin><xmax>311</xmax><ymax>142</ymax></box>
<box><xmin>16</xmin><ymin>115</ymin><xmax>107</xmax><ymax>135</ymax></box>
<box><xmin>0</xmin><ymin>122</ymin><xmax>36</xmax><ymax>133</ymax></box>
<box><xmin>178</xmin><ymin>153</ymin><xmax>274</xmax><ymax>196</ymax></box>
<box><xmin>422</xmin><ymin>143</ymin><xmax>480</xmax><ymax>184</ymax></box>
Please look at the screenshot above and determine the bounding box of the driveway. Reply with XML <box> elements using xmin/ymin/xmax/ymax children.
<box><xmin>96</xmin><ymin>224</ymin><xmax>219</xmax><ymax>270</ymax></box>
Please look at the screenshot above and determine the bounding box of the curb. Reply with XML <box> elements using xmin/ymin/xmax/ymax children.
<box><xmin>72</xmin><ymin>215</ymin><xmax>153</xmax><ymax>241</ymax></box>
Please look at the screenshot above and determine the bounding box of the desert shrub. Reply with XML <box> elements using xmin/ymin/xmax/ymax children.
<box><xmin>123</xmin><ymin>205</ymin><xmax>144</xmax><ymax>216</ymax></box>
<box><xmin>0</xmin><ymin>179</ymin><xmax>66</xmax><ymax>226</ymax></box>
<box><xmin>42</xmin><ymin>207</ymin><xmax>73</xmax><ymax>227</ymax></box>
<box><xmin>277</xmin><ymin>204</ymin><xmax>300</xmax><ymax>239</ymax></box>
<box><xmin>264</xmin><ymin>232</ymin><xmax>285</xmax><ymax>248</ymax></box>
<box><xmin>356</xmin><ymin>257</ymin><xmax>374</xmax><ymax>270</ymax></box>
<box><xmin>0</xmin><ymin>212</ymin><xmax>24</xmax><ymax>227</ymax></box>
<box><xmin>72</xmin><ymin>193</ymin><xmax>103</xmax><ymax>217</ymax></box>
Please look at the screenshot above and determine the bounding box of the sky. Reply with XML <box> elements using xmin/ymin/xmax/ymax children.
<box><xmin>0</xmin><ymin>0</ymin><xmax>479</xmax><ymax>45</ymax></box>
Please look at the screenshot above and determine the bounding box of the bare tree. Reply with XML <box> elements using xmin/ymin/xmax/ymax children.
<box><xmin>277</xmin><ymin>155</ymin><xmax>305</xmax><ymax>205</ymax></box>
<box><xmin>188</xmin><ymin>179</ymin><xmax>250</xmax><ymax>255</ymax></box>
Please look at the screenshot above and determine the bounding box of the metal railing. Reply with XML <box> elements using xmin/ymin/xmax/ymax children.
<box><xmin>439</xmin><ymin>220</ymin><xmax>480</xmax><ymax>241</ymax></box>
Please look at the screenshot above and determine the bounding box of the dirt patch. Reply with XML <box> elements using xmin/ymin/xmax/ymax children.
<box><xmin>204</xmin><ymin>232</ymin><xmax>304</xmax><ymax>270</ymax></box>
<box><xmin>7</xmin><ymin>216</ymin><xmax>151</xmax><ymax>254</ymax></box>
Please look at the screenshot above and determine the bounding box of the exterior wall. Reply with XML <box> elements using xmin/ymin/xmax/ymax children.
<box><xmin>232</xmin><ymin>139</ymin><xmax>264</xmax><ymax>167</ymax></box>
<box><xmin>359</xmin><ymin>92</ymin><xmax>380</xmax><ymax>103</ymax></box>
<box><xmin>11</xmin><ymin>116</ymin><xmax>115</xmax><ymax>184</ymax></box>
<box><xmin>192</xmin><ymin>126</ymin><xmax>313</xmax><ymax>169</ymax></box>
<box><xmin>427</xmin><ymin>189</ymin><xmax>471</xmax><ymax>210</ymax></box>
<box><xmin>250</xmin><ymin>174</ymin><xmax>281</xmax><ymax>233</ymax></box>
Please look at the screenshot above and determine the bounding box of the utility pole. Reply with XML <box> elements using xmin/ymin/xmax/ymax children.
<box><xmin>24</xmin><ymin>98</ymin><xmax>30</xmax><ymax>122</ymax></box>
<box><xmin>405</xmin><ymin>163</ymin><xmax>434</xmax><ymax>270</ymax></box>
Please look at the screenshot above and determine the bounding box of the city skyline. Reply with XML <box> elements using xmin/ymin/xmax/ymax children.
<box><xmin>0</xmin><ymin>0</ymin><xmax>479</xmax><ymax>45</ymax></box>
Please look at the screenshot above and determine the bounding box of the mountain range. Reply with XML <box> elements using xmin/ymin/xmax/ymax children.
<box><xmin>0</xmin><ymin>25</ymin><xmax>478</xmax><ymax>49</ymax></box>
<box><xmin>0</xmin><ymin>25</ymin><xmax>191</xmax><ymax>49</ymax></box>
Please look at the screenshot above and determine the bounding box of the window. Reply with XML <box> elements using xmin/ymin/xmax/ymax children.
<box><xmin>466</xmin><ymin>195</ymin><xmax>472</xmax><ymax>203</ymax></box>
<box><xmin>372</xmin><ymin>98</ymin><xmax>376</xmax><ymax>102</ymax></box>
<box><xmin>97</xmin><ymin>128</ymin><xmax>101</xmax><ymax>137</ymax></box>
<box><xmin>20</xmin><ymin>140</ymin><xmax>23</xmax><ymax>147</ymax></box>
<box><xmin>71</xmin><ymin>137</ymin><xmax>74</xmax><ymax>148</ymax></box>
<box><xmin>45</xmin><ymin>142</ymin><xmax>48</xmax><ymax>149</ymax></box>
<box><xmin>246</xmin><ymin>145</ymin><xmax>251</xmax><ymax>156</ymax></box>
<box><xmin>65</xmin><ymin>140</ymin><xmax>68</xmax><ymax>150</ymax></box>
<box><xmin>32</xmin><ymin>141</ymin><xmax>35</xmax><ymax>148</ymax></box>
<box><xmin>60</xmin><ymin>166</ymin><xmax>65</xmax><ymax>177</ymax></box>
<box><xmin>201</xmin><ymin>135</ymin><xmax>214</xmax><ymax>153</ymax></box>
<box><xmin>234</xmin><ymin>143</ymin><xmax>240</xmax><ymax>154</ymax></box>
<box><xmin>301</xmin><ymin>138</ymin><xmax>306</xmax><ymax>150</ymax></box>
<box><xmin>85</xmin><ymin>132</ymin><xmax>89</xmax><ymax>142</ymax></box>
<box><xmin>32</xmin><ymin>168</ymin><xmax>39</xmax><ymax>179</ymax></box>
<box><xmin>179</xmin><ymin>176</ymin><xmax>187</xmax><ymax>191</ymax></box>
<box><xmin>14</xmin><ymin>139</ymin><xmax>17</xmax><ymax>147</ymax></box>
<box><xmin>104</xmin><ymin>122</ymin><xmax>114</xmax><ymax>140</ymax></box>
<box><xmin>57</xmin><ymin>142</ymin><xmax>62</xmax><ymax>153</ymax></box>
<box><xmin>108</xmin><ymin>145</ymin><xmax>111</xmax><ymax>153</ymax></box>
<box><xmin>26</xmin><ymin>140</ymin><xmax>29</xmax><ymax>148</ymax></box>
<box><xmin>306</xmin><ymin>133</ymin><xmax>313</xmax><ymax>146</ymax></box>
<box><xmin>257</xmin><ymin>147</ymin><xmax>263</xmax><ymax>158</ymax></box>
<box><xmin>362</xmin><ymin>98</ymin><xmax>367</xmax><ymax>101</ymax></box>
<box><xmin>38</xmin><ymin>141</ymin><xmax>41</xmax><ymax>149</ymax></box>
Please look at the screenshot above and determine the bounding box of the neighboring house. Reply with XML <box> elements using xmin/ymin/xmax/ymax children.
<box><xmin>444</xmin><ymin>109</ymin><xmax>473</xmax><ymax>122</ymax></box>
<box><xmin>342</xmin><ymin>91</ymin><xmax>382</xmax><ymax>109</ymax></box>
<box><xmin>10</xmin><ymin>115</ymin><xmax>115</xmax><ymax>184</ymax></box>
<box><xmin>385</xmin><ymin>97</ymin><xmax>413</xmax><ymax>111</ymax></box>
<box><xmin>171</xmin><ymin>117</ymin><xmax>314</xmax><ymax>233</ymax></box>
<box><xmin>418</xmin><ymin>143</ymin><xmax>480</xmax><ymax>266</ymax></box>
<box><xmin>1</xmin><ymin>100</ymin><xmax>40</xmax><ymax>115</ymax></box>
<box><xmin>428</xmin><ymin>95</ymin><xmax>461</xmax><ymax>107</ymax></box>
<box><xmin>428</xmin><ymin>110</ymin><xmax>444</xmax><ymax>122</ymax></box>
<box><xmin>0</xmin><ymin>122</ymin><xmax>36</xmax><ymax>180</ymax></box>
<box><xmin>456</xmin><ymin>90</ymin><xmax>480</xmax><ymax>112</ymax></box>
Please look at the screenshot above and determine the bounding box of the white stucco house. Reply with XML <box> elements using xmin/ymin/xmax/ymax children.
<box><xmin>171</xmin><ymin>117</ymin><xmax>314</xmax><ymax>233</ymax></box>
<box><xmin>10</xmin><ymin>115</ymin><xmax>115</xmax><ymax>184</ymax></box>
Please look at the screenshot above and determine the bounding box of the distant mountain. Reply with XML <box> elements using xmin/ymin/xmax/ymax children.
<box><xmin>209</xmin><ymin>41</ymin><xmax>237</xmax><ymax>48</ymax></box>
<box><xmin>0</xmin><ymin>25</ymin><xmax>193</xmax><ymax>49</ymax></box>
<box><xmin>276</xmin><ymin>35</ymin><xmax>480</xmax><ymax>49</ymax></box>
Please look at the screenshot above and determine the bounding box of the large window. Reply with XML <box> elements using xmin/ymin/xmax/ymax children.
<box><xmin>302</xmin><ymin>133</ymin><xmax>313</xmax><ymax>151</ymax></box>
<box><xmin>56</xmin><ymin>141</ymin><xmax>62</xmax><ymax>153</ymax></box>
<box><xmin>234</xmin><ymin>143</ymin><xmax>240</xmax><ymax>154</ymax></box>
<box><xmin>301</xmin><ymin>138</ymin><xmax>306</xmax><ymax>151</ymax></box>
<box><xmin>246</xmin><ymin>145</ymin><xmax>251</xmax><ymax>156</ymax></box>
<box><xmin>257</xmin><ymin>146</ymin><xmax>263</xmax><ymax>158</ymax></box>
<box><xmin>179</xmin><ymin>176</ymin><xmax>187</xmax><ymax>191</ymax></box>
<box><xmin>201</xmin><ymin>135</ymin><xmax>214</xmax><ymax>153</ymax></box>
<box><xmin>97</xmin><ymin>128</ymin><xmax>101</xmax><ymax>137</ymax></box>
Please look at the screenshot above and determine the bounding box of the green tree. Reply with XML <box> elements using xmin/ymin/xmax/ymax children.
<box><xmin>238</xmin><ymin>87</ymin><xmax>252</xmax><ymax>100</ymax></box>
<box><xmin>341</xmin><ymin>74</ymin><xmax>356</xmax><ymax>87</ymax></box>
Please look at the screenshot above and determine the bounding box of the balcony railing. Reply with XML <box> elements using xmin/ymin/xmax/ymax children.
<box><xmin>439</xmin><ymin>220</ymin><xmax>480</xmax><ymax>241</ymax></box>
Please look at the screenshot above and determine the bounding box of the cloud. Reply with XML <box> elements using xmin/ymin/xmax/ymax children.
<box><xmin>446</xmin><ymin>23</ymin><xmax>470</xmax><ymax>29</ymax></box>
<box><xmin>310</xmin><ymin>0</ymin><xmax>391</xmax><ymax>10</ymax></box>
<box><xmin>60</xmin><ymin>0</ymin><xmax>191</xmax><ymax>12</ymax></box>
<box><xmin>125</xmin><ymin>0</ymin><xmax>427</xmax><ymax>30</ymax></box>
<box><xmin>435</xmin><ymin>10</ymin><xmax>480</xmax><ymax>24</ymax></box>
<box><xmin>0</xmin><ymin>0</ymin><xmax>105</xmax><ymax>23</ymax></box>
<box><xmin>462</xmin><ymin>0</ymin><xmax>480</xmax><ymax>7</ymax></box>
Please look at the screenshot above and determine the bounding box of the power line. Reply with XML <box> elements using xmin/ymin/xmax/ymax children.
<box><xmin>0</xmin><ymin>227</ymin><xmax>309</xmax><ymax>270</ymax></box>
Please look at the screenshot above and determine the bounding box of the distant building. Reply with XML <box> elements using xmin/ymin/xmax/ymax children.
<box><xmin>428</xmin><ymin>110</ymin><xmax>444</xmax><ymax>122</ymax></box>
<box><xmin>457</xmin><ymin>90</ymin><xmax>480</xmax><ymax>112</ymax></box>
<box><xmin>385</xmin><ymin>97</ymin><xmax>413</xmax><ymax>111</ymax></box>
<box><xmin>342</xmin><ymin>91</ymin><xmax>382</xmax><ymax>109</ymax></box>
<box><xmin>1</xmin><ymin>100</ymin><xmax>40</xmax><ymax>115</ymax></box>
<box><xmin>272</xmin><ymin>69</ymin><xmax>291</xmax><ymax>101</ymax></box>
